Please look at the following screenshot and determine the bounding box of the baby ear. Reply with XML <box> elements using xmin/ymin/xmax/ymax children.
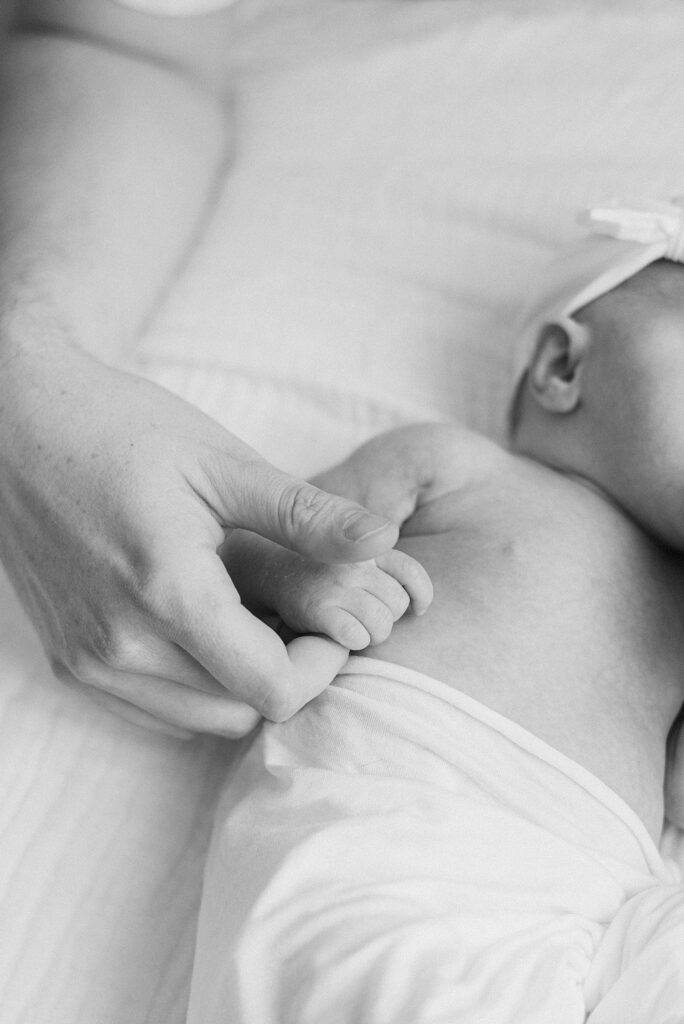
<box><xmin>528</xmin><ymin>318</ymin><xmax>590</xmax><ymax>414</ymax></box>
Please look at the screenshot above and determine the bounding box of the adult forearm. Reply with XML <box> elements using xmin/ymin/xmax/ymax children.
<box><xmin>0</xmin><ymin>28</ymin><xmax>227</xmax><ymax>364</ymax></box>
<box><xmin>0</xmin><ymin>8</ymin><xmax>410</xmax><ymax>737</ymax></box>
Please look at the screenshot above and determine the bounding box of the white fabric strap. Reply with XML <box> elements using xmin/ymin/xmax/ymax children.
<box><xmin>111</xmin><ymin>0</ymin><xmax>234</xmax><ymax>15</ymax></box>
<box><xmin>579</xmin><ymin>198</ymin><xmax>684</xmax><ymax>263</ymax></box>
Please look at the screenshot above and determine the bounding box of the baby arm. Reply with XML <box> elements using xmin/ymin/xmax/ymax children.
<box><xmin>312</xmin><ymin>422</ymin><xmax>498</xmax><ymax>533</ymax></box>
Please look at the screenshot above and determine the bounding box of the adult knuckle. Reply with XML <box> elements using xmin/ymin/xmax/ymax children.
<box><xmin>50</xmin><ymin>655</ymin><xmax>77</xmax><ymax>683</ymax></box>
<box><xmin>60</xmin><ymin>645</ymin><xmax>99</xmax><ymax>684</ymax></box>
<box><xmin>53</xmin><ymin>607</ymin><xmax>140</xmax><ymax>675</ymax></box>
<box><xmin>279</xmin><ymin>483</ymin><xmax>334</xmax><ymax>537</ymax></box>
<box><xmin>134</xmin><ymin>569</ymin><xmax>175</xmax><ymax>621</ymax></box>
<box><xmin>137</xmin><ymin>572</ymin><xmax>204</xmax><ymax>640</ymax></box>
<box><xmin>54</xmin><ymin>625</ymin><xmax>139</xmax><ymax>681</ymax></box>
<box><xmin>85</xmin><ymin>621</ymin><xmax>136</xmax><ymax>670</ymax></box>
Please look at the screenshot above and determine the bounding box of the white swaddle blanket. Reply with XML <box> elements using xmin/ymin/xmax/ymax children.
<box><xmin>187</xmin><ymin>657</ymin><xmax>684</xmax><ymax>1023</ymax></box>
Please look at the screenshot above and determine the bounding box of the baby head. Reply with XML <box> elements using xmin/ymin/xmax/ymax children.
<box><xmin>511</xmin><ymin>200</ymin><xmax>684</xmax><ymax>547</ymax></box>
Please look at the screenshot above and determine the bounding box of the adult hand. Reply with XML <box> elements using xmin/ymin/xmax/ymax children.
<box><xmin>0</xmin><ymin>342</ymin><xmax>400</xmax><ymax>738</ymax></box>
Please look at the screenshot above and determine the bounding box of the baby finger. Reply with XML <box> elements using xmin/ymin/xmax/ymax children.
<box><xmin>344</xmin><ymin>591</ymin><xmax>395</xmax><ymax>646</ymax></box>
<box><xmin>374</xmin><ymin>549</ymin><xmax>433</xmax><ymax>615</ymax></box>
<box><xmin>360</xmin><ymin>568</ymin><xmax>411</xmax><ymax>621</ymax></box>
<box><xmin>315</xmin><ymin>607</ymin><xmax>372</xmax><ymax>651</ymax></box>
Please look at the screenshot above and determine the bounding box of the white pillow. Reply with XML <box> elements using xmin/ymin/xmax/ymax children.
<box><xmin>139</xmin><ymin>0</ymin><xmax>684</xmax><ymax>444</ymax></box>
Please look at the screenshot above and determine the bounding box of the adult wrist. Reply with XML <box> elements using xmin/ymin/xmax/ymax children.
<box><xmin>0</xmin><ymin>304</ymin><xmax>100</xmax><ymax>451</ymax></box>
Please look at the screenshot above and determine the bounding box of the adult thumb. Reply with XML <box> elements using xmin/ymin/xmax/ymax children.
<box><xmin>226</xmin><ymin>460</ymin><xmax>399</xmax><ymax>563</ymax></box>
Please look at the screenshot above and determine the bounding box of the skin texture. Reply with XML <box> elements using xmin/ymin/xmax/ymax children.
<box><xmin>0</xmin><ymin>3</ymin><xmax>429</xmax><ymax>737</ymax></box>
<box><xmin>259</xmin><ymin>422</ymin><xmax>684</xmax><ymax>841</ymax></box>
<box><xmin>254</xmin><ymin>271</ymin><xmax>684</xmax><ymax>835</ymax></box>
<box><xmin>515</xmin><ymin>261</ymin><xmax>684</xmax><ymax>550</ymax></box>
<box><xmin>225</xmin><ymin>533</ymin><xmax>433</xmax><ymax>652</ymax></box>
<box><xmin>504</xmin><ymin>260</ymin><xmax>684</xmax><ymax>829</ymax></box>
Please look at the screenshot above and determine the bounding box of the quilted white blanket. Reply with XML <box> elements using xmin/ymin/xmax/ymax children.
<box><xmin>3</xmin><ymin>1</ymin><xmax>684</xmax><ymax>1021</ymax></box>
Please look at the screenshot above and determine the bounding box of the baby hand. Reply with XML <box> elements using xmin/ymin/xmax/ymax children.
<box><xmin>263</xmin><ymin>547</ymin><xmax>433</xmax><ymax>650</ymax></box>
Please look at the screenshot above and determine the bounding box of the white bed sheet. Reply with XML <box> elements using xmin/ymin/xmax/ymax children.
<box><xmin>3</xmin><ymin>1</ymin><xmax>684</xmax><ymax>1021</ymax></box>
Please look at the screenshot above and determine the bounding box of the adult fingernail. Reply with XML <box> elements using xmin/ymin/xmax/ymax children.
<box><xmin>342</xmin><ymin>512</ymin><xmax>392</xmax><ymax>542</ymax></box>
